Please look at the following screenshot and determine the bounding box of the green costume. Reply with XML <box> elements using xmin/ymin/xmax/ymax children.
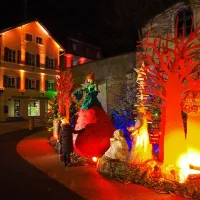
<box><xmin>73</xmin><ymin>83</ymin><xmax>102</xmax><ymax>110</ymax></box>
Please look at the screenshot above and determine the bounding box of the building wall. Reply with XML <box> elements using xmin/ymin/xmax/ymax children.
<box><xmin>141</xmin><ymin>0</ymin><xmax>200</xmax><ymax>39</ymax></box>
<box><xmin>67</xmin><ymin>38</ymin><xmax>102</xmax><ymax>60</ymax></box>
<box><xmin>0</xmin><ymin>21</ymin><xmax>61</xmax><ymax>121</ymax></box>
<box><xmin>68</xmin><ymin>52</ymin><xmax>137</xmax><ymax>114</ymax></box>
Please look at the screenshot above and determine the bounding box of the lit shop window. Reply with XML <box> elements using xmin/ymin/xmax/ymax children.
<box><xmin>28</xmin><ymin>100</ymin><xmax>40</xmax><ymax>116</ymax></box>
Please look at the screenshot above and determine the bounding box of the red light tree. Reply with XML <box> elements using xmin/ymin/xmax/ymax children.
<box><xmin>137</xmin><ymin>22</ymin><xmax>200</xmax><ymax>167</ymax></box>
<box><xmin>56</xmin><ymin>70</ymin><xmax>74</xmax><ymax>121</ymax></box>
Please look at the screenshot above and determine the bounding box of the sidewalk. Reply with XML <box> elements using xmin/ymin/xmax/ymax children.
<box><xmin>0</xmin><ymin>120</ymin><xmax>43</xmax><ymax>135</ymax></box>
<box><xmin>16</xmin><ymin>130</ymin><xmax>187</xmax><ymax>200</ymax></box>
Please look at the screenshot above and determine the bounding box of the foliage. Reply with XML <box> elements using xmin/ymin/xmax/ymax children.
<box><xmin>45</xmin><ymin>98</ymin><xmax>59</xmax><ymax>131</ymax></box>
<box><xmin>56</xmin><ymin>70</ymin><xmax>74</xmax><ymax>115</ymax></box>
<box><xmin>110</xmin><ymin>83</ymin><xmax>137</xmax><ymax>148</ymax></box>
<box><xmin>97</xmin><ymin>156</ymin><xmax>200</xmax><ymax>200</ymax></box>
<box><xmin>69</xmin><ymin>101</ymin><xmax>79</xmax><ymax>126</ymax></box>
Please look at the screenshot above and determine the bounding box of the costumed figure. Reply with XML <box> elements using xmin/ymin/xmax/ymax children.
<box><xmin>59</xmin><ymin>117</ymin><xmax>84</xmax><ymax>166</ymax></box>
<box><xmin>129</xmin><ymin>106</ymin><xmax>152</xmax><ymax>165</ymax></box>
<box><xmin>104</xmin><ymin>129</ymin><xmax>130</xmax><ymax>162</ymax></box>
<box><xmin>73</xmin><ymin>73</ymin><xmax>115</xmax><ymax>158</ymax></box>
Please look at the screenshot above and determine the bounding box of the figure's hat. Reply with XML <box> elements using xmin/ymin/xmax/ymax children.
<box><xmin>86</xmin><ymin>73</ymin><xmax>95</xmax><ymax>80</ymax></box>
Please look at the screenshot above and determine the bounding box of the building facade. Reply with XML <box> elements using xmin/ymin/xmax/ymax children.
<box><xmin>140</xmin><ymin>0</ymin><xmax>200</xmax><ymax>41</ymax></box>
<box><xmin>60</xmin><ymin>37</ymin><xmax>102</xmax><ymax>69</ymax></box>
<box><xmin>0</xmin><ymin>21</ymin><xmax>64</xmax><ymax>122</ymax></box>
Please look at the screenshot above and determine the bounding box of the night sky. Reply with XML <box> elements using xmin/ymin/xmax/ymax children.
<box><xmin>1</xmin><ymin>0</ymin><xmax>183</xmax><ymax>57</ymax></box>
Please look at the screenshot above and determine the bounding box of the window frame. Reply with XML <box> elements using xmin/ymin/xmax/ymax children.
<box><xmin>47</xmin><ymin>58</ymin><xmax>54</xmax><ymax>69</ymax></box>
<box><xmin>7</xmin><ymin>76</ymin><xmax>16</xmax><ymax>88</ymax></box>
<box><xmin>176</xmin><ymin>8</ymin><xmax>193</xmax><ymax>37</ymax></box>
<box><xmin>36</xmin><ymin>36</ymin><xmax>43</xmax><ymax>45</ymax></box>
<box><xmin>25</xmin><ymin>33</ymin><xmax>33</xmax><ymax>42</ymax></box>
<box><xmin>27</xmin><ymin>53</ymin><xmax>35</xmax><ymax>66</ymax></box>
<box><xmin>47</xmin><ymin>81</ymin><xmax>54</xmax><ymax>91</ymax></box>
<box><xmin>28</xmin><ymin>79</ymin><xmax>36</xmax><ymax>90</ymax></box>
<box><xmin>72</xmin><ymin>43</ymin><xmax>77</xmax><ymax>51</ymax></box>
<box><xmin>8</xmin><ymin>49</ymin><xmax>16</xmax><ymax>63</ymax></box>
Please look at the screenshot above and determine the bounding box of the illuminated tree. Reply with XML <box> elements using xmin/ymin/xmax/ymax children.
<box><xmin>56</xmin><ymin>70</ymin><xmax>74</xmax><ymax>121</ymax></box>
<box><xmin>137</xmin><ymin>20</ymin><xmax>200</xmax><ymax>167</ymax></box>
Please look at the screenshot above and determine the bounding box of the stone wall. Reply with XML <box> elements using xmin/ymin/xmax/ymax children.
<box><xmin>64</xmin><ymin>52</ymin><xmax>137</xmax><ymax>114</ymax></box>
<box><xmin>141</xmin><ymin>0</ymin><xmax>200</xmax><ymax>38</ymax></box>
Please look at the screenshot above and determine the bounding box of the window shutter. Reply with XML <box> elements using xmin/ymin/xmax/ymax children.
<box><xmin>36</xmin><ymin>54</ymin><xmax>40</xmax><ymax>67</ymax></box>
<box><xmin>45</xmin><ymin>56</ymin><xmax>49</xmax><ymax>68</ymax></box>
<box><xmin>45</xmin><ymin>80</ymin><xmax>48</xmax><ymax>91</ymax></box>
<box><xmin>4</xmin><ymin>47</ymin><xmax>9</xmax><ymax>61</ymax></box>
<box><xmin>3</xmin><ymin>75</ymin><xmax>8</xmax><ymax>88</ymax></box>
<box><xmin>17</xmin><ymin>50</ymin><xmax>21</xmax><ymax>63</ymax></box>
<box><xmin>25</xmin><ymin>52</ymin><xmax>29</xmax><ymax>65</ymax></box>
<box><xmin>55</xmin><ymin>58</ymin><xmax>58</xmax><ymax>70</ymax></box>
<box><xmin>17</xmin><ymin>77</ymin><xmax>20</xmax><ymax>89</ymax></box>
<box><xmin>36</xmin><ymin>80</ymin><xmax>40</xmax><ymax>91</ymax></box>
<box><xmin>53</xmin><ymin>82</ymin><xmax>56</xmax><ymax>91</ymax></box>
<box><xmin>25</xmin><ymin>78</ymin><xmax>28</xmax><ymax>89</ymax></box>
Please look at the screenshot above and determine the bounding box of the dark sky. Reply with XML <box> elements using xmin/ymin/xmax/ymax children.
<box><xmin>0</xmin><ymin>0</ymin><xmax>183</xmax><ymax>57</ymax></box>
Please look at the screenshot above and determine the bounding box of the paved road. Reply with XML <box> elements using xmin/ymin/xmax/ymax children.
<box><xmin>0</xmin><ymin>128</ymin><xmax>85</xmax><ymax>200</ymax></box>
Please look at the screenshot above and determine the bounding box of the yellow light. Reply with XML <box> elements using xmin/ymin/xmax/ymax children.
<box><xmin>92</xmin><ymin>157</ymin><xmax>98</xmax><ymax>162</ymax></box>
<box><xmin>37</xmin><ymin>22</ymin><xmax>49</xmax><ymax>36</ymax></box>
<box><xmin>40</xmin><ymin>73</ymin><xmax>45</xmax><ymax>92</ymax></box>
<box><xmin>20</xmin><ymin>70</ymin><xmax>25</xmax><ymax>91</ymax></box>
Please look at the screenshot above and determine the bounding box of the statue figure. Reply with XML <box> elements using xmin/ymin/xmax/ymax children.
<box><xmin>129</xmin><ymin>106</ymin><xmax>152</xmax><ymax>165</ymax></box>
<box><xmin>104</xmin><ymin>129</ymin><xmax>130</xmax><ymax>162</ymax></box>
<box><xmin>72</xmin><ymin>73</ymin><xmax>115</xmax><ymax>158</ymax></box>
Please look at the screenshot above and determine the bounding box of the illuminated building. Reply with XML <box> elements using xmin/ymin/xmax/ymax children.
<box><xmin>60</xmin><ymin>38</ymin><xmax>102</xmax><ymax>69</ymax></box>
<box><xmin>0</xmin><ymin>20</ymin><xmax>64</xmax><ymax>122</ymax></box>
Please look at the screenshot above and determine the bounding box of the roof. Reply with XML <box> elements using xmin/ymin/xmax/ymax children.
<box><xmin>0</xmin><ymin>19</ymin><xmax>65</xmax><ymax>51</ymax></box>
<box><xmin>68</xmin><ymin>37</ymin><xmax>100</xmax><ymax>50</ymax></box>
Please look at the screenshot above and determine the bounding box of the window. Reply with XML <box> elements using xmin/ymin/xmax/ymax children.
<box><xmin>177</xmin><ymin>8</ymin><xmax>193</xmax><ymax>37</ymax></box>
<box><xmin>8</xmin><ymin>49</ymin><xmax>16</xmax><ymax>62</ymax></box>
<box><xmin>28</xmin><ymin>100</ymin><xmax>40</xmax><ymax>116</ymax></box>
<box><xmin>97</xmin><ymin>51</ymin><xmax>100</xmax><ymax>59</ymax></box>
<box><xmin>72</xmin><ymin>43</ymin><xmax>77</xmax><ymax>50</ymax></box>
<box><xmin>86</xmin><ymin>47</ymin><xmax>89</xmax><ymax>54</ymax></box>
<box><xmin>7</xmin><ymin>100</ymin><xmax>20</xmax><ymax>117</ymax></box>
<box><xmin>28</xmin><ymin>79</ymin><xmax>36</xmax><ymax>90</ymax></box>
<box><xmin>48</xmin><ymin>82</ymin><xmax>54</xmax><ymax>91</ymax></box>
<box><xmin>7</xmin><ymin>77</ymin><xmax>16</xmax><ymax>88</ymax></box>
<box><xmin>26</xmin><ymin>33</ymin><xmax>33</xmax><ymax>42</ymax></box>
<box><xmin>72</xmin><ymin>59</ymin><xmax>78</xmax><ymax>66</ymax></box>
<box><xmin>27</xmin><ymin>53</ymin><xmax>35</xmax><ymax>66</ymax></box>
<box><xmin>36</xmin><ymin>36</ymin><xmax>43</xmax><ymax>45</ymax></box>
<box><xmin>46</xmin><ymin>57</ymin><xmax>54</xmax><ymax>69</ymax></box>
<box><xmin>14</xmin><ymin>100</ymin><xmax>20</xmax><ymax>117</ymax></box>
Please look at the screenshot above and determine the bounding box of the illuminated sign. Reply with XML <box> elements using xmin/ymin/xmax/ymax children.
<box><xmin>182</xmin><ymin>91</ymin><xmax>200</xmax><ymax>116</ymax></box>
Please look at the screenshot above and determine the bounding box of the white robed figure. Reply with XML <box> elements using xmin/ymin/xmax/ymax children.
<box><xmin>104</xmin><ymin>129</ymin><xmax>130</xmax><ymax>162</ymax></box>
<box><xmin>129</xmin><ymin>106</ymin><xmax>152</xmax><ymax>165</ymax></box>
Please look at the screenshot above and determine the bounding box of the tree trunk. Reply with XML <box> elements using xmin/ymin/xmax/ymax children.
<box><xmin>59</xmin><ymin>99</ymin><xmax>64</xmax><ymax>114</ymax></box>
<box><xmin>187</xmin><ymin>115</ymin><xmax>200</xmax><ymax>168</ymax></box>
<box><xmin>159</xmin><ymin>103</ymin><xmax>165</xmax><ymax>162</ymax></box>
<box><xmin>163</xmin><ymin>90</ymin><xmax>188</xmax><ymax>167</ymax></box>
<box><xmin>65</xmin><ymin>102</ymin><xmax>70</xmax><ymax>121</ymax></box>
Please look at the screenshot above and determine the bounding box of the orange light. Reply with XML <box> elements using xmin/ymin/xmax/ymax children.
<box><xmin>40</xmin><ymin>73</ymin><xmax>45</xmax><ymax>92</ymax></box>
<box><xmin>36</xmin><ymin>22</ymin><xmax>49</xmax><ymax>36</ymax></box>
<box><xmin>92</xmin><ymin>157</ymin><xmax>98</xmax><ymax>162</ymax></box>
<box><xmin>20</xmin><ymin>70</ymin><xmax>25</xmax><ymax>91</ymax></box>
<box><xmin>65</xmin><ymin>54</ymin><xmax>72</xmax><ymax>68</ymax></box>
<box><xmin>79</xmin><ymin>57</ymin><xmax>86</xmax><ymax>64</ymax></box>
